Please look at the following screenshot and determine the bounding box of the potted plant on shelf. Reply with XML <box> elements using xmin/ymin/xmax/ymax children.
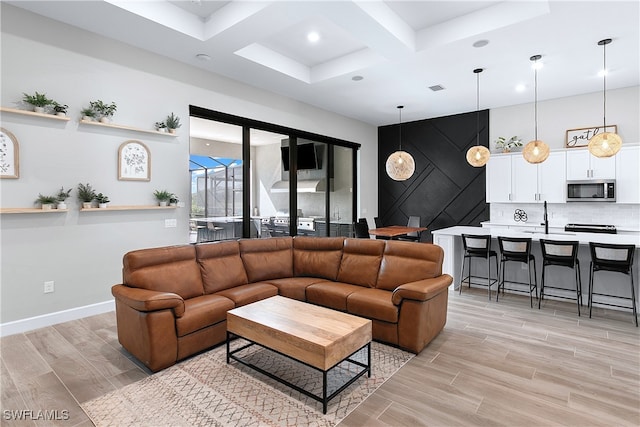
<box><xmin>89</xmin><ymin>100</ymin><xmax>117</xmax><ymax>123</ymax></box>
<box><xmin>165</xmin><ymin>112</ymin><xmax>181</xmax><ymax>134</ymax></box>
<box><xmin>56</xmin><ymin>186</ymin><xmax>72</xmax><ymax>209</ymax></box>
<box><xmin>155</xmin><ymin>121</ymin><xmax>167</xmax><ymax>132</ymax></box>
<box><xmin>52</xmin><ymin>102</ymin><xmax>69</xmax><ymax>117</ymax></box>
<box><xmin>153</xmin><ymin>189</ymin><xmax>172</xmax><ymax>207</ymax></box>
<box><xmin>77</xmin><ymin>182</ymin><xmax>96</xmax><ymax>208</ymax></box>
<box><xmin>22</xmin><ymin>91</ymin><xmax>53</xmax><ymax>113</ymax></box>
<box><xmin>169</xmin><ymin>193</ymin><xmax>179</xmax><ymax>206</ymax></box>
<box><xmin>35</xmin><ymin>194</ymin><xmax>58</xmax><ymax>210</ymax></box>
<box><xmin>80</xmin><ymin>107</ymin><xmax>97</xmax><ymax>121</ymax></box>
<box><xmin>95</xmin><ymin>193</ymin><xmax>110</xmax><ymax>208</ymax></box>
<box><xmin>495</xmin><ymin>136</ymin><xmax>522</xmax><ymax>153</ymax></box>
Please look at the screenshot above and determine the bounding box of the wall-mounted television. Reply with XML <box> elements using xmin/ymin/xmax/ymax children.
<box><xmin>281</xmin><ymin>144</ymin><xmax>320</xmax><ymax>171</ymax></box>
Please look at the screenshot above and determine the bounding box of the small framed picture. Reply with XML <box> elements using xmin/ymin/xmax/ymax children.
<box><xmin>566</xmin><ymin>125</ymin><xmax>617</xmax><ymax>148</ymax></box>
<box><xmin>118</xmin><ymin>140</ymin><xmax>151</xmax><ymax>181</ymax></box>
<box><xmin>0</xmin><ymin>127</ymin><xmax>20</xmax><ymax>179</ymax></box>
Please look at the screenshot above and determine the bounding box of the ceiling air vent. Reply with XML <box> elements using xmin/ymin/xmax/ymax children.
<box><xmin>429</xmin><ymin>84</ymin><xmax>446</xmax><ymax>92</ymax></box>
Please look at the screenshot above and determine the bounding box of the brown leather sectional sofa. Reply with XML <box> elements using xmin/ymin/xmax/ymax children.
<box><xmin>111</xmin><ymin>236</ymin><xmax>453</xmax><ymax>372</ymax></box>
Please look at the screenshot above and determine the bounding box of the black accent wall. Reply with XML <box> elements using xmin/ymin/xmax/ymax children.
<box><xmin>378</xmin><ymin>110</ymin><xmax>490</xmax><ymax>242</ymax></box>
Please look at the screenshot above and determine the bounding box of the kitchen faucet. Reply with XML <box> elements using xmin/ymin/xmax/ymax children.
<box><xmin>542</xmin><ymin>201</ymin><xmax>549</xmax><ymax>234</ymax></box>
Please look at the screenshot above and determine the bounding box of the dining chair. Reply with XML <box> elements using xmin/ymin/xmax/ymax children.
<box><xmin>353</xmin><ymin>221</ymin><xmax>370</xmax><ymax>238</ymax></box>
<box><xmin>539</xmin><ymin>239</ymin><xmax>582</xmax><ymax>316</ymax></box>
<box><xmin>460</xmin><ymin>234</ymin><xmax>499</xmax><ymax>301</ymax></box>
<box><xmin>372</xmin><ymin>216</ymin><xmax>389</xmax><ymax>240</ymax></box>
<box><xmin>588</xmin><ymin>242</ymin><xmax>637</xmax><ymax>326</ymax></box>
<box><xmin>497</xmin><ymin>237</ymin><xmax>538</xmax><ymax>307</ymax></box>
<box><xmin>398</xmin><ymin>215</ymin><xmax>421</xmax><ymax>242</ymax></box>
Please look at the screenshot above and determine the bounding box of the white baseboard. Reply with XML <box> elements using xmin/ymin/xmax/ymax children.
<box><xmin>0</xmin><ymin>300</ymin><xmax>115</xmax><ymax>337</ymax></box>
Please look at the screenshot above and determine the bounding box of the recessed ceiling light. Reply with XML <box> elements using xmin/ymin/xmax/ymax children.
<box><xmin>473</xmin><ymin>39</ymin><xmax>489</xmax><ymax>48</ymax></box>
<box><xmin>516</xmin><ymin>84</ymin><xmax>526</xmax><ymax>92</ymax></box>
<box><xmin>196</xmin><ymin>53</ymin><xmax>211</xmax><ymax>61</ymax></box>
<box><xmin>429</xmin><ymin>84</ymin><xmax>445</xmax><ymax>92</ymax></box>
<box><xmin>352</xmin><ymin>75</ymin><xmax>363</xmax><ymax>81</ymax></box>
<box><xmin>307</xmin><ymin>31</ymin><xmax>320</xmax><ymax>43</ymax></box>
<box><xmin>530</xmin><ymin>55</ymin><xmax>543</xmax><ymax>70</ymax></box>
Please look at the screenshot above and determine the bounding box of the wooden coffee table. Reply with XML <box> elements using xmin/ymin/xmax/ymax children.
<box><xmin>226</xmin><ymin>296</ymin><xmax>372</xmax><ymax>413</ymax></box>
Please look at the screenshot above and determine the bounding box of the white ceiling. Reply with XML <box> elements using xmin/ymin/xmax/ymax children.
<box><xmin>9</xmin><ymin>1</ymin><xmax>640</xmax><ymax>127</ymax></box>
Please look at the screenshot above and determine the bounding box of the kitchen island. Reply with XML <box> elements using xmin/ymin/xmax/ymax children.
<box><xmin>432</xmin><ymin>225</ymin><xmax>640</xmax><ymax>311</ymax></box>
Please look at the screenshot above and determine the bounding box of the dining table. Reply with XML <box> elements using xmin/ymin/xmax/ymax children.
<box><xmin>368</xmin><ymin>225</ymin><xmax>427</xmax><ymax>239</ymax></box>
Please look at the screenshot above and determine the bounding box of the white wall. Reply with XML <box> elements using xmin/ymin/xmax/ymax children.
<box><xmin>0</xmin><ymin>4</ymin><xmax>377</xmax><ymax>329</ymax></box>
<box><xmin>490</xmin><ymin>86</ymin><xmax>640</xmax><ymax>150</ymax></box>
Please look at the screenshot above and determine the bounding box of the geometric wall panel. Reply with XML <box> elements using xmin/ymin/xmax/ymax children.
<box><xmin>378</xmin><ymin>110</ymin><xmax>490</xmax><ymax>242</ymax></box>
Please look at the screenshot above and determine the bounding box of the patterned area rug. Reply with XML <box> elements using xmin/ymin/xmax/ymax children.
<box><xmin>81</xmin><ymin>340</ymin><xmax>414</xmax><ymax>426</ymax></box>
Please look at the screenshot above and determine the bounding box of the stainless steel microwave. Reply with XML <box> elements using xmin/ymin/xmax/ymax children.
<box><xmin>566</xmin><ymin>180</ymin><xmax>616</xmax><ymax>202</ymax></box>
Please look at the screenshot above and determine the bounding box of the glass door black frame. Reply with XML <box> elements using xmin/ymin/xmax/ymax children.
<box><xmin>190</xmin><ymin>105</ymin><xmax>360</xmax><ymax>238</ymax></box>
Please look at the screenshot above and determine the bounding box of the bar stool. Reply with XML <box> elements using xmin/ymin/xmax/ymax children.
<box><xmin>460</xmin><ymin>234</ymin><xmax>499</xmax><ymax>300</ymax></box>
<box><xmin>497</xmin><ymin>237</ymin><xmax>538</xmax><ymax>307</ymax></box>
<box><xmin>539</xmin><ymin>239</ymin><xmax>582</xmax><ymax>315</ymax></box>
<box><xmin>588</xmin><ymin>242</ymin><xmax>637</xmax><ymax>327</ymax></box>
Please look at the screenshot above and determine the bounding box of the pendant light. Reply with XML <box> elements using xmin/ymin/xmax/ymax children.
<box><xmin>588</xmin><ymin>38</ymin><xmax>622</xmax><ymax>158</ymax></box>
<box><xmin>466</xmin><ymin>68</ymin><xmax>490</xmax><ymax>167</ymax></box>
<box><xmin>522</xmin><ymin>54</ymin><xmax>550</xmax><ymax>164</ymax></box>
<box><xmin>385</xmin><ymin>105</ymin><xmax>415</xmax><ymax>181</ymax></box>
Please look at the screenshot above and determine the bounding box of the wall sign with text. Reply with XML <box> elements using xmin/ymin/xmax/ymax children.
<box><xmin>565</xmin><ymin>125</ymin><xmax>617</xmax><ymax>148</ymax></box>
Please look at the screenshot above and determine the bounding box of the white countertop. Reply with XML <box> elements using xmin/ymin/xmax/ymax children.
<box><xmin>433</xmin><ymin>226</ymin><xmax>640</xmax><ymax>248</ymax></box>
<box><xmin>480</xmin><ymin>221</ymin><xmax>640</xmax><ymax>233</ymax></box>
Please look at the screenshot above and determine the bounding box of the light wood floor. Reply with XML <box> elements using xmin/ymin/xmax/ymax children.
<box><xmin>1</xmin><ymin>288</ymin><xmax>638</xmax><ymax>426</ymax></box>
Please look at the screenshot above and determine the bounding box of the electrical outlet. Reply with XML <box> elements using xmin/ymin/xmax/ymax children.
<box><xmin>44</xmin><ymin>281</ymin><xmax>54</xmax><ymax>293</ymax></box>
<box><xmin>165</xmin><ymin>219</ymin><xmax>177</xmax><ymax>228</ymax></box>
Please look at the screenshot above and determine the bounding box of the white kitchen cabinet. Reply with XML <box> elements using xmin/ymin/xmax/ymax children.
<box><xmin>492</xmin><ymin>151</ymin><xmax>565</xmax><ymax>203</ymax></box>
<box><xmin>486</xmin><ymin>154</ymin><xmax>512</xmax><ymax>203</ymax></box>
<box><xmin>566</xmin><ymin>149</ymin><xmax>616</xmax><ymax>180</ymax></box>
<box><xmin>615</xmin><ymin>145</ymin><xmax>640</xmax><ymax>203</ymax></box>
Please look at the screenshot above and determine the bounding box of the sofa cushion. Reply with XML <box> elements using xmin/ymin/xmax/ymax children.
<box><xmin>175</xmin><ymin>294</ymin><xmax>234</xmax><ymax>337</ymax></box>
<box><xmin>215</xmin><ymin>283</ymin><xmax>278</xmax><ymax>307</ymax></box>
<box><xmin>239</xmin><ymin>237</ymin><xmax>293</xmax><ymax>282</ymax></box>
<box><xmin>264</xmin><ymin>277</ymin><xmax>326</xmax><ymax>301</ymax></box>
<box><xmin>123</xmin><ymin>245</ymin><xmax>204</xmax><ymax>300</ymax></box>
<box><xmin>306</xmin><ymin>281</ymin><xmax>362</xmax><ymax>311</ymax></box>
<box><xmin>347</xmin><ymin>288</ymin><xmax>399</xmax><ymax>323</ymax></box>
<box><xmin>376</xmin><ymin>241</ymin><xmax>444</xmax><ymax>291</ymax></box>
<box><xmin>293</xmin><ymin>236</ymin><xmax>344</xmax><ymax>280</ymax></box>
<box><xmin>196</xmin><ymin>241</ymin><xmax>248</xmax><ymax>294</ymax></box>
<box><xmin>337</xmin><ymin>238</ymin><xmax>385</xmax><ymax>287</ymax></box>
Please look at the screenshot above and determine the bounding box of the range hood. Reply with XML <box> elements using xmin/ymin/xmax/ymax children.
<box><xmin>270</xmin><ymin>179</ymin><xmax>327</xmax><ymax>193</ymax></box>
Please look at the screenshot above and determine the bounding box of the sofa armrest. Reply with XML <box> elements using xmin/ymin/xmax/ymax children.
<box><xmin>111</xmin><ymin>284</ymin><xmax>185</xmax><ymax>317</ymax></box>
<box><xmin>391</xmin><ymin>274</ymin><xmax>453</xmax><ymax>305</ymax></box>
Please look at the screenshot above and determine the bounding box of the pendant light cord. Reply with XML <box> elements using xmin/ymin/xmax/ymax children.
<box><xmin>397</xmin><ymin>106</ymin><xmax>403</xmax><ymax>150</ymax></box>
<box><xmin>534</xmin><ymin>59</ymin><xmax>538</xmax><ymax>141</ymax></box>
<box><xmin>476</xmin><ymin>71</ymin><xmax>480</xmax><ymax>145</ymax></box>
<box><xmin>602</xmin><ymin>41</ymin><xmax>607</xmax><ymax>129</ymax></box>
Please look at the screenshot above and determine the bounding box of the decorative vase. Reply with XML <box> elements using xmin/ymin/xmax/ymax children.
<box><xmin>502</xmin><ymin>148</ymin><xmax>511</xmax><ymax>153</ymax></box>
<box><xmin>34</xmin><ymin>106</ymin><xmax>45</xmax><ymax>114</ymax></box>
<box><xmin>98</xmin><ymin>203</ymin><xmax>108</xmax><ymax>209</ymax></box>
<box><xmin>57</xmin><ymin>202</ymin><xmax>67</xmax><ymax>210</ymax></box>
<box><xmin>100</xmin><ymin>117</ymin><xmax>111</xmax><ymax>124</ymax></box>
<box><xmin>159</xmin><ymin>201</ymin><xmax>168</xmax><ymax>207</ymax></box>
<box><xmin>41</xmin><ymin>204</ymin><xmax>53</xmax><ymax>210</ymax></box>
<box><xmin>56</xmin><ymin>112</ymin><xmax>66</xmax><ymax>117</ymax></box>
<box><xmin>168</xmin><ymin>128</ymin><xmax>176</xmax><ymax>134</ymax></box>
<box><xmin>82</xmin><ymin>202</ymin><xmax>92</xmax><ymax>209</ymax></box>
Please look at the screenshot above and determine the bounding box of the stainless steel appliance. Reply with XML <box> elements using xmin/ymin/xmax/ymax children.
<box><xmin>564</xmin><ymin>223</ymin><xmax>617</xmax><ymax>234</ymax></box>
<box><xmin>566</xmin><ymin>180</ymin><xmax>615</xmax><ymax>202</ymax></box>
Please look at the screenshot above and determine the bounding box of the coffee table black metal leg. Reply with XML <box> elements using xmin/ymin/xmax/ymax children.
<box><xmin>322</xmin><ymin>371</ymin><xmax>328</xmax><ymax>414</ymax></box>
<box><xmin>367</xmin><ymin>342</ymin><xmax>371</xmax><ymax>377</ymax></box>
<box><xmin>226</xmin><ymin>332</ymin><xmax>231</xmax><ymax>363</ymax></box>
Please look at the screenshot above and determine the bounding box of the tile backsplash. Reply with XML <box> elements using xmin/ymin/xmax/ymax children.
<box><xmin>489</xmin><ymin>203</ymin><xmax>640</xmax><ymax>230</ymax></box>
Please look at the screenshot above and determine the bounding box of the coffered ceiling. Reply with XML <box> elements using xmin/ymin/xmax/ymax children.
<box><xmin>8</xmin><ymin>1</ymin><xmax>639</xmax><ymax>126</ymax></box>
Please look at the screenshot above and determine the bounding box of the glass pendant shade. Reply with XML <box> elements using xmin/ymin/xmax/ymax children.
<box><xmin>466</xmin><ymin>68</ymin><xmax>490</xmax><ymax>167</ymax></box>
<box><xmin>588</xmin><ymin>132</ymin><xmax>622</xmax><ymax>157</ymax></box>
<box><xmin>466</xmin><ymin>146</ymin><xmax>489</xmax><ymax>167</ymax></box>
<box><xmin>386</xmin><ymin>105</ymin><xmax>415</xmax><ymax>181</ymax></box>
<box><xmin>588</xmin><ymin>38</ymin><xmax>622</xmax><ymax>158</ymax></box>
<box><xmin>386</xmin><ymin>150</ymin><xmax>416</xmax><ymax>181</ymax></box>
<box><xmin>522</xmin><ymin>140</ymin><xmax>550</xmax><ymax>164</ymax></box>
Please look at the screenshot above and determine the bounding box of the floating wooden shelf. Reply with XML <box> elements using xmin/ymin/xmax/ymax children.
<box><xmin>79</xmin><ymin>119</ymin><xmax>177</xmax><ymax>137</ymax></box>
<box><xmin>80</xmin><ymin>205</ymin><xmax>178</xmax><ymax>212</ymax></box>
<box><xmin>0</xmin><ymin>107</ymin><xmax>71</xmax><ymax>121</ymax></box>
<box><xmin>0</xmin><ymin>208</ymin><xmax>69</xmax><ymax>214</ymax></box>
